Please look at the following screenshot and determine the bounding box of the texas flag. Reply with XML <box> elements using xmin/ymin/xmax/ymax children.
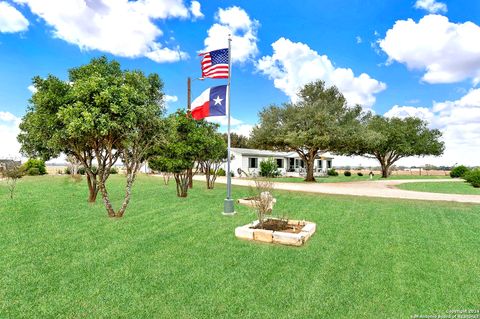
<box><xmin>191</xmin><ymin>85</ymin><xmax>227</xmax><ymax>120</ymax></box>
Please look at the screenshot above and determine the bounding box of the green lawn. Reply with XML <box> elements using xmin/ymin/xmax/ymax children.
<box><xmin>265</xmin><ymin>174</ymin><xmax>451</xmax><ymax>183</ymax></box>
<box><xmin>1</xmin><ymin>175</ymin><xmax>479</xmax><ymax>318</ymax></box>
<box><xmin>397</xmin><ymin>180</ymin><xmax>480</xmax><ymax>195</ymax></box>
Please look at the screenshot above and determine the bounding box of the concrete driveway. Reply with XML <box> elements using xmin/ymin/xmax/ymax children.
<box><xmin>194</xmin><ymin>176</ymin><xmax>480</xmax><ymax>204</ymax></box>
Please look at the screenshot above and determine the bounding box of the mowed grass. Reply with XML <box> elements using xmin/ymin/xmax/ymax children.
<box><xmin>0</xmin><ymin>175</ymin><xmax>479</xmax><ymax>318</ymax></box>
<box><xmin>266</xmin><ymin>174</ymin><xmax>451</xmax><ymax>183</ymax></box>
<box><xmin>397</xmin><ymin>180</ymin><xmax>480</xmax><ymax>195</ymax></box>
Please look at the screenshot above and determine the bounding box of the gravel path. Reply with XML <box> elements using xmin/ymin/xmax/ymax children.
<box><xmin>194</xmin><ymin>176</ymin><xmax>480</xmax><ymax>204</ymax></box>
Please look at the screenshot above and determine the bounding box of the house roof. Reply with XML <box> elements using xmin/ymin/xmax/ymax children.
<box><xmin>231</xmin><ymin>148</ymin><xmax>333</xmax><ymax>159</ymax></box>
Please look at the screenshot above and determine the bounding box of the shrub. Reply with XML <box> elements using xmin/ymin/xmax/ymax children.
<box><xmin>109</xmin><ymin>167</ymin><xmax>118</xmax><ymax>174</ymax></box>
<box><xmin>77</xmin><ymin>166</ymin><xmax>98</xmax><ymax>175</ymax></box>
<box><xmin>22</xmin><ymin>158</ymin><xmax>46</xmax><ymax>175</ymax></box>
<box><xmin>217</xmin><ymin>168</ymin><xmax>226</xmax><ymax>176</ymax></box>
<box><xmin>357</xmin><ymin>172</ymin><xmax>363</xmax><ymax>176</ymax></box>
<box><xmin>464</xmin><ymin>169</ymin><xmax>480</xmax><ymax>188</ymax></box>
<box><xmin>64</xmin><ymin>167</ymin><xmax>72</xmax><ymax>175</ymax></box>
<box><xmin>450</xmin><ymin>165</ymin><xmax>470</xmax><ymax>178</ymax></box>
<box><xmin>327</xmin><ymin>168</ymin><xmax>338</xmax><ymax>176</ymax></box>
<box><xmin>344</xmin><ymin>171</ymin><xmax>351</xmax><ymax>176</ymax></box>
<box><xmin>27</xmin><ymin>167</ymin><xmax>40</xmax><ymax>176</ymax></box>
<box><xmin>260</xmin><ymin>158</ymin><xmax>280</xmax><ymax>178</ymax></box>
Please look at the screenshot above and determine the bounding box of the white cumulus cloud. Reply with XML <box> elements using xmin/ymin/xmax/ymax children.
<box><xmin>257</xmin><ymin>37</ymin><xmax>386</xmax><ymax>108</ymax></box>
<box><xmin>201</xmin><ymin>6</ymin><xmax>259</xmax><ymax>63</ymax></box>
<box><xmin>163</xmin><ymin>94</ymin><xmax>178</xmax><ymax>108</ymax></box>
<box><xmin>189</xmin><ymin>1</ymin><xmax>203</xmax><ymax>19</ymax></box>
<box><xmin>13</xmin><ymin>0</ymin><xmax>192</xmax><ymax>63</ymax></box>
<box><xmin>379</xmin><ymin>15</ymin><xmax>480</xmax><ymax>84</ymax></box>
<box><xmin>0</xmin><ymin>1</ymin><xmax>29</xmax><ymax>33</ymax></box>
<box><xmin>384</xmin><ymin>88</ymin><xmax>480</xmax><ymax>166</ymax></box>
<box><xmin>414</xmin><ymin>0</ymin><xmax>447</xmax><ymax>13</ymax></box>
<box><xmin>206</xmin><ymin>116</ymin><xmax>253</xmax><ymax>137</ymax></box>
<box><xmin>0</xmin><ymin>111</ymin><xmax>21</xmax><ymax>159</ymax></box>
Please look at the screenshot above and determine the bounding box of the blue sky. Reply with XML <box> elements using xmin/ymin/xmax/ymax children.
<box><xmin>0</xmin><ymin>0</ymin><xmax>479</xmax><ymax>165</ymax></box>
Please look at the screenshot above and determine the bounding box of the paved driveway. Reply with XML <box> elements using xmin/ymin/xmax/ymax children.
<box><xmin>195</xmin><ymin>176</ymin><xmax>480</xmax><ymax>204</ymax></box>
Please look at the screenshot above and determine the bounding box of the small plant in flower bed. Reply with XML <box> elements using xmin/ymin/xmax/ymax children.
<box><xmin>344</xmin><ymin>171</ymin><xmax>352</xmax><ymax>176</ymax></box>
<box><xmin>464</xmin><ymin>169</ymin><xmax>480</xmax><ymax>188</ymax></box>
<box><xmin>450</xmin><ymin>165</ymin><xmax>470</xmax><ymax>178</ymax></box>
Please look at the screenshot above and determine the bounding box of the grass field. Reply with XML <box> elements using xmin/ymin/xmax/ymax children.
<box><xmin>262</xmin><ymin>174</ymin><xmax>451</xmax><ymax>183</ymax></box>
<box><xmin>397</xmin><ymin>180</ymin><xmax>480</xmax><ymax>195</ymax></box>
<box><xmin>1</xmin><ymin>175</ymin><xmax>479</xmax><ymax>318</ymax></box>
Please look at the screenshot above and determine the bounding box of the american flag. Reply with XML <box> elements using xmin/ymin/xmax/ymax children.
<box><xmin>199</xmin><ymin>48</ymin><xmax>229</xmax><ymax>79</ymax></box>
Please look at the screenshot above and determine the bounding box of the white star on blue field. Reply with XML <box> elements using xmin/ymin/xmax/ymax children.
<box><xmin>0</xmin><ymin>0</ymin><xmax>479</xmax><ymax>165</ymax></box>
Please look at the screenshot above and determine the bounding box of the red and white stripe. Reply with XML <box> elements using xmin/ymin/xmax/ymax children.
<box><xmin>200</xmin><ymin>53</ymin><xmax>229</xmax><ymax>79</ymax></box>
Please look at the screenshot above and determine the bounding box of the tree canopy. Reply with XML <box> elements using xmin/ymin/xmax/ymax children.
<box><xmin>251</xmin><ymin>80</ymin><xmax>365</xmax><ymax>181</ymax></box>
<box><xmin>148</xmin><ymin>110</ymin><xmax>223</xmax><ymax>197</ymax></box>
<box><xmin>18</xmin><ymin>56</ymin><xmax>165</xmax><ymax>217</ymax></box>
<box><xmin>357</xmin><ymin>115</ymin><xmax>444</xmax><ymax>178</ymax></box>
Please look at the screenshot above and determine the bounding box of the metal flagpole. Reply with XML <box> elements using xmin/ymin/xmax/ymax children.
<box><xmin>223</xmin><ymin>34</ymin><xmax>235</xmax><ymax>216</ymax></box>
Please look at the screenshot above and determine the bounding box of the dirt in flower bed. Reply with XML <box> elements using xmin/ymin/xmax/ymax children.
<box><xmin>252</xmin><ymin>219</ymin><xmax>303</xmax><ymax>233</ymax></box>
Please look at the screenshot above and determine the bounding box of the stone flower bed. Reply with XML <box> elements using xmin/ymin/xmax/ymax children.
<box><xmin>235</xmin><ymin>218</ymin><xmax>316</xmax><ymax>247</ymax></box>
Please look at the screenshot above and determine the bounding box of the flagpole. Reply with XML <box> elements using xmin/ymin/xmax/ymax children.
<box><xmin>223</xmin><ymin>34</ymin><xmax>235</xmax><ymax>216</ymax></box>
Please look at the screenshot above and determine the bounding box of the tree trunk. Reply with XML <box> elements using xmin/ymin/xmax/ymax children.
<box><xmin>380</xmin><ymin>163</ymin><xmax>391</xmax><ymax>178</ymax></box>
<box><xmin>86</xmin><ymin>173</ymin><xmax>98</xmax><ymax>202</ymax></box>
<box><xmin>116</xmin><ymin>174</ymin><xmax>135</xmax><ymax>218</ymax></box>
<box><xmin>98</xmin><ymin>180</ymin><xmax>116</xmax><ymax>217</ymax></box>
<box><xmin>174</xmin><ymin>173</ymin><xmax>189</xmax><ymax>197</ymax></box>
<box><xmin>187</xmin><ymin>168</ymin><xmax>193</xmax><ymax>189</ymax></box>
<box><xmin>304</xmin><ymin>157</ymin><xmax>316</xmax><ymax>182</ymax></box>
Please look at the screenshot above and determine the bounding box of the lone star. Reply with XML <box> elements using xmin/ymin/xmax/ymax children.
<box><xmin>213</xmin><ymin>95</ymin><xmax>223</xmax><ymax>105</ymax></box>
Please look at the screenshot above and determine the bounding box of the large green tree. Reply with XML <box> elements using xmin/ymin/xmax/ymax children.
<box><xmin>358</xmin><ymin>116</ymin><xmax>444</xmax><ymax>178</ymax></box>
<box><xmin>18</xmin><ymin>56</ymin><xmax>164</xmax><ymax>217</ymax></box>
<box><xmin>251</xmin><ymin>80</ymin><xmax>365</xmax><ymax>181</ymax></box>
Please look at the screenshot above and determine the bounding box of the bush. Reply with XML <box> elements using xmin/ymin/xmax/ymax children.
<box><xmin>450</xmin><ymin>165</ymin><xmax>470</xmax><ymax>178</ymax></box>
<box><xmin>27</xmin><ymin>167</ymin><xmax>40</xmax><ymax>176</ymax></box>
<box><xmin>217</xmin><ymin>168</ymin><xmax>226</xmax><ymax>176</ymax></box>
<box><xmin>260</xmin><ymin>158</ymin><xmax>280</xmax><ymax>178</ymax></box>
<box><xmin>344</xmin><ymin>171</ymin><xmax>351</xmax><ymax>177</ymax></box>
<box><xmin>464</xmin><ymin>169</ymin><xmax>480</xmax><ymax>188</ymax></box>
<box><xmin>109</xmin><ymin>167</ymin><xmax>118</xmax><ymax>174</ymax></box>
<box><xmin>327</xmin><ymin>168</ymin><xmax>338</xmax><ymax>176</ymax></box>
<box><xmin>77</xmin><ymin>166</ymin><xmax>98</xmax><ymax>175</ymax></box>
<box><xmin>22</xmin><ymin>158</ymin><xmax>46</xmax><ymax>175</ymax></box>
<box><xmin>357</xmin><ymin>172</ymin><xmax>363</xmax><ymax>176</ymax></box>
<box><xmin>64</xmin><ymin>167</ymin><xmax>72</xmax><ymax>175</ymax></box>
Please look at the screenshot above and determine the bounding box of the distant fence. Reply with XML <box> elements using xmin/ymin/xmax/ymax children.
<box><xmin>337</xmin><ymin>169</ymin><xmax>451</xmax><ymax>176</ymax></box>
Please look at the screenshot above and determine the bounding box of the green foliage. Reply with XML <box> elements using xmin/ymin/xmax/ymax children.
<box><xmin>251</xmin><ymin>80</ymin><xmax>364</xmax><ymax>181</ymax></box>
<box><xmin>464</xmin><ymin>169</ymin><xmax>480</xmax><ymax>188</ymax></box>
<box><xmin>109</xmin><ymin>167</ymin><xmax>119</xmax><ymax>174</ymax></box>
<box><xmin>328</xmin><ymin>168</ymin><xmax>338</xmax><ymax>176</ymax></box>
<box><xmin>22</xmin><ymin>158</ymin><xmax>46</xmax><ymax>175</ymax></box>
<box><xmin>357</xmin><ymin>172</ymin><xmax>364</xmax><ymax>176</ymax></box>
<box><xmin>356</xmin><ymin>115</ymin><xmax>444</xmax><ymax>178</ymax></box>
<box><xmin>450</xmin><ymin>165</ymin><xmax>470</xmax><ymax>178</ymax></box>
<box><xmin>344</xmin><ymin>171</ymin><xmax>351</xmax><ymax>177</ymax></box>
<box><xmin>259</xmin><ymin>158</ymin><xmax>280</xmax><ymax>177</ymax></box>
<box><xmin>148</xmin><ymin>110</ymin><xmax>221</xmax><ymax>196</ymax></box>
<box><xmin>222</xmin><ymin>132</ymin><xmax>251</xmax><ymax>148</ymax></box>
<box><xmin>217</xmin><ymin>168</ymin><xmax>226</xmax><ymax>176</ymax></box>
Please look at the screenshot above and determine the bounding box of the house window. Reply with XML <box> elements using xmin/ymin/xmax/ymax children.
<box><xmin>318</xmin><ymin>160</ymin><xmax>323</xmax><ymax>169</ymax></box>
<box><xmin>276</xmin><ymin>158</ymin><xmax>284</xmax><ymax>168</ymax></box>
<box><xmin>327</xmin><ymin>160</ymin><xmax>332</xmax><ymax>169</ymax></box>
<box><xmin>248</xmin><ymin>157</ymin><xmax>258</xmax><ymax>168</ymax></box>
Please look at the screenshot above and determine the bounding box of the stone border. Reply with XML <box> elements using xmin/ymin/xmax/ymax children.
<box><xmin>235</xmin><ymin>219</ymin><xmax>316</xmax><ymax>247</ymax></box>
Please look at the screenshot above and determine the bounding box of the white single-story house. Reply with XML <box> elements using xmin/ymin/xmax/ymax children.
<box><xmin>224</xmin><ymin>148</ymin><xmax>333</xmax><ymax>177</ymax></box>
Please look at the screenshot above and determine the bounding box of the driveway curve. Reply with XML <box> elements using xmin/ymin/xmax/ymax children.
<box><xmin>195</xmin><ymin>176</ymin><xmax>480</xmax><ymax>204</ymax></box>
